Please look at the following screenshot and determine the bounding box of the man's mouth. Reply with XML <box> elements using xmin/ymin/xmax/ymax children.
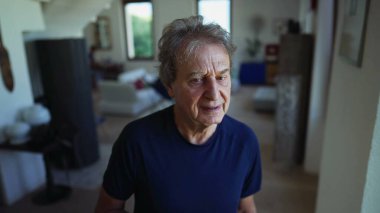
<box><xmin>201</xmin><ymin>105</ymin><xmax>222</xmax><ymax>112</ymax></box>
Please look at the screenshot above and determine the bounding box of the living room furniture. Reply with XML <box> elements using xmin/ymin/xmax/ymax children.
<box><xmin>239</xmin><ymin>62</ymin><xmax>266</xmax><ymax>85</ymax></box>
<box><xmin>253</xmin><ymin>86</ymin><xmax>276</xmax><ymax>112</ymax></box>
<box><xmin>265</xmin><ymin>44</ymin><xmax>280</xmax><ymax>85</ymax></box>
<box><xmin>265</xmin><ymin>62</ymin><xmax>278</xmax><ymax>85</ymax></box>
<box><xmin>0</xmin><ymin>124</ymin><xmax>73</xmax><ymax>205</ymax></box>
<box><xmin>95</xmin><ymin>63</ymin><xmax>123</xmax><ymax>81</ymax></box>
<box><xmin>98</xmin><ymin>68</ymin><xmax>163</xmax><ymax>116</ymax></box>
<box><xmin>273</xmin><ymin>34</ymin><xmax>314</xmax><ymax>166</ymax></box>
<box><xmin>26</xmin><ymin>38</ymin><xmax>99</xmax><ymax>168</ymax></box>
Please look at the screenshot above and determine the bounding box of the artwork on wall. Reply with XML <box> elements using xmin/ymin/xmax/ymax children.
<box><xmin>272</xmin><ymin>18</ymin><xmax>288</xmax><ymax>36</ymax></box>
<box><xmin>339</xmin><ymin>0</ymin><xmax>371</xmax><ymax>67</ymax></box>
<box><xmin>0</xmin><ymin>22</ymin><xmax>14</xmax><ymax>92</ymax></box>
<box><xmin>94</xmin><ymin>16</ymin><xmax>112</xmax><ymax>50</ymax></box>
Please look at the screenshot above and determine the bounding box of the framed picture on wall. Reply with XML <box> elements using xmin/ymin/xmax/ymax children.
<box><xmin>338</xmin><ymin>0</ymin><xmax>371</xmax><ymax>67</ymax></box>
<box><xmin>94</xmin><ymin>16</ymin><xmax>112</xmax><ymax>50</ymax></box>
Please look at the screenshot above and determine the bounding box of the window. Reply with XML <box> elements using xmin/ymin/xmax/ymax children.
<box><xmin>197</xmin><ymin>0</ymin><xmax>231</xmax><ymax>33</ymax></box>
<box><xmin>123</xmin><ymin>0</ymin><xmax>154</xmax><ymax>60</ymax></box>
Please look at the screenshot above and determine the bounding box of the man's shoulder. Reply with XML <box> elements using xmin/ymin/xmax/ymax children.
<box><xmin>118</xmin><ymin>106</ymin><xmax>173</xmax><ymax>142</ymax></box>
<box><xmin>221</xmin><ymin>115</ymin><xmax>259</xmax><ymax>147</ymax></box>
<box><xmin>127</xmin><ymin>106</ymin><xmax>171</xmax><ymax>129</ymax></box>
<box><xmin>222</xmin><ymin>115</ymin><xmax>255</xmax><ymax>135</ymax></box>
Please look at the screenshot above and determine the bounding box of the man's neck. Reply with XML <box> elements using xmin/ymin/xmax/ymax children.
<box><xmin>173</xmin><ymin>109</ymin><xmax>217</xmax><ymax>145</ymax></box>
<box><xmin>177</xmin><ymin>123</ymin><xmax>217</xmax><ymax>145</ymax></box>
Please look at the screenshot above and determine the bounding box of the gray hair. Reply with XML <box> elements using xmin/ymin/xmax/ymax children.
<box><xmin>158</xmin><ymin>15</ymin><xmax>236</xmax><ymax>87</ymax></box>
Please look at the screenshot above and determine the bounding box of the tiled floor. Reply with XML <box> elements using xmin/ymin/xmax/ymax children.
<box><xmin>0</xmin><ymin>85</ymin><xmax>318</xmax><ymax>213</ymax></box>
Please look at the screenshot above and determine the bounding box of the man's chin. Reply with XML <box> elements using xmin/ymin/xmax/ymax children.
<box><xmin>199</xmin><ymin>115</ymin><xmax>224</xmax><ymax>127</ymax></box>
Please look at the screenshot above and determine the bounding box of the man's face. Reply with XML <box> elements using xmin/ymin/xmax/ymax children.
<box><xmin>167</xmin><ymin>43</ymin><xmax>231</xmax><ymax>129</ymax></box>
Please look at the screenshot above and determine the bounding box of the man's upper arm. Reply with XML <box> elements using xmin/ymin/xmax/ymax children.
<box><xmin>238</xmin><ymin>195</ymin><xmax>257</xmax><ymax>213</ymax></box>
<box><xmin>95</xmin><ymin>187</ymin><xmax>127</xmax><ymax>213</ymax></box>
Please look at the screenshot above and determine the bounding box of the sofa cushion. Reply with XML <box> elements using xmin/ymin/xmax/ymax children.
<box><xmin>117</xmin><ymin>68</ymin><xmax>146</xmax><ymax>83</ymax></box>
<box><xmin>98</xmin><ymin>80</ymin><xmax>163</xmax><ymax>116</ymax></box>
<box><xmin>253</xmin><ymin>86</ymin><xmax>277</xmax><ymax>112</ymax></box>
<box><xmin>99</xmin><ymin>81</ymin><xmax>138</xmax><ymax>102</ymax></box>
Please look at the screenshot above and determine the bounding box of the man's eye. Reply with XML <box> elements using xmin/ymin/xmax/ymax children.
<box><xmin>217</xmin><ymin>75</ymin><xmax>228</xmax><ymax>80</ymax></box>
<box><xmin>190</xmin><ymin>78</ymin><xmax>203</xmax><ymax>84</ymax></box>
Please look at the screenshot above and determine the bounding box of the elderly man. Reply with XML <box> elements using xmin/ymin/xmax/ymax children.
<box><xmin>95</xmin><ymin>15</ymin><xmax>262</xmax><ymax>213</ymax></box>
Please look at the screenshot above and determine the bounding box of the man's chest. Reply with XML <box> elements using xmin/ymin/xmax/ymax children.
<box><xmin>134</xmin><ymin>145</ymin><xmax>248</xmax><ymax>212</ymax></box>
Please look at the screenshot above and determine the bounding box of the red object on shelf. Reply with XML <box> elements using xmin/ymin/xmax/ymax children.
<box><xmin>265</xmin><ymin>44</ymin><xmax>279</xmax><ymax>62</ymax></box>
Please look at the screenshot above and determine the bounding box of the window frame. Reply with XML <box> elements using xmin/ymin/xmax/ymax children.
<box><xmin>121</xmin><ymin>0</ymin><xmax>155</xmax><ymax>61</ymax></box>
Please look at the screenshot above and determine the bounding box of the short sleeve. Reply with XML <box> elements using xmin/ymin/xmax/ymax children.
<box><xmin>241</xmin><ymin>134</ymin><xmax>262</xmax><ymax>198</ymax></box>
<box><xmin>102</xmin><ymin>127</ymin><xmax>136</xmax><ymax>200</ymax></box>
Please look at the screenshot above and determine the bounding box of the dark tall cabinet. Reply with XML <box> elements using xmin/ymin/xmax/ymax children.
<box><xmin>274</xmin><ymin>34</ymin><xmax>314</xmax><ymax>166</ymax></box>
<box><xmin>27</xmin><ymin>38</ymin><xmax>99</xmax><ymax>168</ymax></box>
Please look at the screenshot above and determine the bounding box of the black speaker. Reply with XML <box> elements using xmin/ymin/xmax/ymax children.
<box><xmin>29</xmin><ymin>38</ymin><xmax>99</xmax><ymax>168</ymax></box>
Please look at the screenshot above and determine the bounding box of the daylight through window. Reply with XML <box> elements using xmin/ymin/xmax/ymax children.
<box><xmin>198</xmin><ymin>0</ymin><xmax>231</xmax><ymax>33</ymax></box>
<box><xmin>124</xmin><ymin>2</ymin><xmax>153</xmax><ymax>59</ymax></box>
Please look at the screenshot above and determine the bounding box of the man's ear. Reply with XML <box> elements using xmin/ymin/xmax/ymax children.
<box><xmin>166</xmin><ymin>84</ymin><xmax>175</xmax><ymax>98</ymax></box>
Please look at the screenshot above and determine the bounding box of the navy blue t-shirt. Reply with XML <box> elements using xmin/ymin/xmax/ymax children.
<box><xmin>103</xmin><ymin>106</ymin><xmax>261</xmax><ymax>213</ymax></box>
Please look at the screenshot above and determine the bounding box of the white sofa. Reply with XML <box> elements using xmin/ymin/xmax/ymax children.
<box><xmin>98</xmin><ymin>68</ymin><xmax>163</xmax><ymax>116</ymax></box>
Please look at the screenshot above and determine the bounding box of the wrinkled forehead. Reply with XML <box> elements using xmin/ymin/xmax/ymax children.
<box><xmin>175</xmin><ymin>39</ymin><xmax>230</xmax><ymax>66</ymax></box>
<box><xmin>176</xmin><ymin>43</ymin><xmax>231</xmax><ymax>76</ymax></box>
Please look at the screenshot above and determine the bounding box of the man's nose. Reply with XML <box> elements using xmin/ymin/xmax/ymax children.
<box><xmin>204</xmin><ymin>77</ymin><xmax>218</xmax><ymax>100</ymax></box>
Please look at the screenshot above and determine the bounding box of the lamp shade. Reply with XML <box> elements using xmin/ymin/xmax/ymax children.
<box><xmin>4</xmin><ymin>122</ymin><xmax>31</xmax><ymax>144</ymax></box>
<box><xmin>22</xmin><ymin>104</ymin><xmax>51</xmax><ymax>126</ymax></box>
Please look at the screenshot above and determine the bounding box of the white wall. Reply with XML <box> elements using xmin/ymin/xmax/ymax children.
<box><xmin>232</xmin><ymin>0</ymin><xmax>300</xmax><ymax>69</ymax></box>
<box><xmin>304</xmin><ymin>0</ymin><xmax>334</xmax><ymax>174</ymax></box>
<box><xmin>298</xmin><ymin>0</ymin><xmax>310</xmax><ymax>30</ymax></box>
<box><xmin>0</xmin><ymin>1</ymin><xmax>43</xmax><ymax>125</ymax></box>
<box><xmin>316</xmin><ymin>0</ymin><xmax>380</xmax><ymax>212</ymax></box>
<box><xmin>0</xmin><ymin>0</ymin><xmax>46</xmax><ymax>205</ymax></box>
<box><xmin>29</xmin><ymin>0</ymin><xmax>113</xmax><ymax>39</ymax></box>
<box><xmin>87</xmin><ymin>0</ymin><xmax>300</xmax><ymax>74</ymax></box>
<box><xmin>84</xmin><ymin>0</ymin><xmax>196</xmax><ymax>72</ymax></box>
<box><xmin>85</xmin><ymin>0</ymin><xmax>127</xmax><ymax>63</ymax></box>
<box><xmin>361</xmin><ymin>94</ymin><xmax>380</xmax><ymax>213</ymax></box>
